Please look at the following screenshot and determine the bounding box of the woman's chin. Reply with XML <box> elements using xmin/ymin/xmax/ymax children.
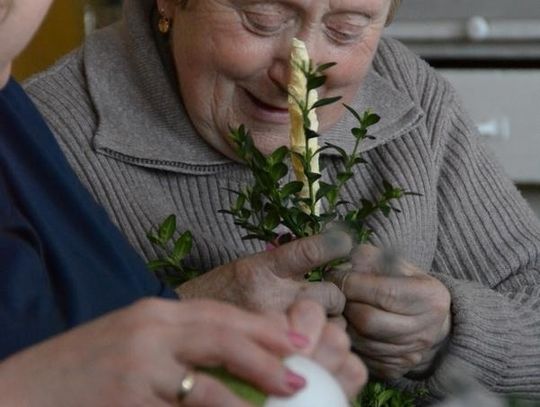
<box><xmin>251</xmin><ymin>133</ymin><xmax>289</xmax><ymax>155</ymax></box>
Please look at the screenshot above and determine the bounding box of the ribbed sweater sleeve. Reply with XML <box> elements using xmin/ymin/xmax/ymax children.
<box><xmin>379</xmin><ymin>52</ymin><xmax>540</xmax><ymax>399</ymax></box>
<box><xmin>423</xmin><ymin>95</ymin><xmax>540</xmax><ymax>398</ymax></box>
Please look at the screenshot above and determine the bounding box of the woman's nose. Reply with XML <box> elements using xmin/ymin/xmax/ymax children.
<box><xmin>267</xmin><ymin>59</ymin><xmax>290</xmax><ymax>94</ymax></box>
<box><xmin>267</xmin><ymin>33</ymin><xmax>322</xmax><ymax>94</ymax></box>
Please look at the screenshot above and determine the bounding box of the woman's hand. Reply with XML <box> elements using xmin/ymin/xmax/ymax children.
<box><xmin>178</xmin><ymin>232</ymin><xmax>353</xmax><ymax>317</ymax></box>
<box><xmin>327</xmin><ymin>244</ymin><xmax>452</xmax><ymax>380</ymax></box>
<box><xmin>285</xmin><ymin>300</ymin><xmax>368</xmax><ymax>398</ymax></box>
<box><xmin>0</xmin><ymin>298</ymin><xmax>318</xmax><ymax>407</ymax></box>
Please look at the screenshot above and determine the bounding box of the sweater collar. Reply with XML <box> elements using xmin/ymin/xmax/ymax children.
<box><xmin>86</xmin><ymin>0</ymin><xmax>423</xmax><ymax>175</ymax></box>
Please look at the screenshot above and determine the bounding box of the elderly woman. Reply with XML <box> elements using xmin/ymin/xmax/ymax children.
<box><xmin>1</xmin><ymin>0</ymin><xmax>366</xmax><ymax>405</ymax></box>
<box><xmin>26</xmin><ymin>0</ymin><xmax>540</xmax><ymax>402</ymax></box>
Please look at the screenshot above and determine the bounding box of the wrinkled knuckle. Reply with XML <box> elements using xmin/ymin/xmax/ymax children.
<box><xmin>417</xmin><ymin>335</ymin><xmax>434</xmax><ymax>350</ymax></box>
<box><xmin>404</xmin><ymin>352</ymin><xmax>423</xmax><ymax>368</ymax></box>
<box><xmin>375</xmin><ymin>283</ymin><xmax>399</xmax><ymax>310</ymax></box>
<box><xmin>298</xmin><ymin>238</ymin><xmax>324</xmax><ymax>267</ymax></box>
<box><xmin>325</xmin><ymin>283</ymin><xmax>346</xmax><ymax>314</ymax></box>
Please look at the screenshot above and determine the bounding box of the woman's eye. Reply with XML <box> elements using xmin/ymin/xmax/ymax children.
<box><xmin>325</xmin><ymin>27</ymin><xmax>362</xmax><ymax>44</ymax></box>
<box><xmin>324</xmin><ymin>14</ymin><xmax>370</xmax><ymax>44</ymax></box>
<box><xmin>242</xmin><ymin>11</ymin><xmax>287</xmax><ymax>35</ymax></box>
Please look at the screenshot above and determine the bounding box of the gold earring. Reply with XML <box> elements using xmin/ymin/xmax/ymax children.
<box><xmin>158</xmin><ymin>10</ymin><xmax>171</xmax><ymax>34</ymax></box>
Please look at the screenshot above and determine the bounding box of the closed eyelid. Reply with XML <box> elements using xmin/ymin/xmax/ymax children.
<box><xmin>324</xmin><ymin>13</ymin><xmax>371</xmax><ymax>28</ymax></box>
<box><xmin>241</xmin><ymin>4</ymin><xmax>296</xmax><ymax>34</ymax></box>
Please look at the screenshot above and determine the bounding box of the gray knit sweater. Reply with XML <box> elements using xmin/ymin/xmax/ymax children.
<box><xmin>25</xmin><ymin>0</ymin><xmax>540</xmax><ymax>401</ymax></box>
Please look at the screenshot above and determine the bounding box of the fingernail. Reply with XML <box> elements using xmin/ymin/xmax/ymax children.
<box><xmin>287</xmin><ymin>331</ymin><xmax>310</xmax><ymax>349</ymax></box>
<box><xmin>323</xmin><ymin>229</ymin><xmax>352</xmax><ymax>252</ymax></box>
<box><xmin>285</xmin><ymin>370</ymin><xmax>306</xmax><ymax>391</ymax></box>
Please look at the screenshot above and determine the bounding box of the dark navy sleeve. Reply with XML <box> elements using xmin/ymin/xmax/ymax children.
<box><xmin>0</xmin><ymin>79</ymin><xmax>176</xmax><ymax>360</ymax></box>
<box><xmin>0</xmin><ymin>177</ymin><xmax>68</xmax><ymax>358</ymax></box>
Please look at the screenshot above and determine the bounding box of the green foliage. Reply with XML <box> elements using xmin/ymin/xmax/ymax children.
<box><xmin>354</xmin><ymin>381</ymin><xmax>427</xmax><ymax>407</ymax></box>
<box><xmin>223</xmin><ymin>61</ymin><xmax>418</xmax><ymax>280</ymax></box>
<box><xmin>146</xmin><ymin>214</ymin><xmax>200</xmax><ymax>287</ymax></box>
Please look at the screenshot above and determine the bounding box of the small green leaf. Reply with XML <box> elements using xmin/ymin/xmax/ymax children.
<box><xmin>263</xmin><ymin>210</ymin><xmax>280</xmax><ymax>231</ymax></box>
<box><xmin>234</xmin><ymin>194</ymin><xmax>246</xmax><ymax>211</ymax></box>
<box><xmin>270</xmin><ymin>163</ymin><xmax>288</xmax><ymax>181</ymax></box>
<box><xmin>378</xmin><ymin>389</ymin><xmax>396</xmax><ymax>405</ymax></box>
<box><xmin>146</xmin><ymin>233</ymin><xmax>162</xmax><ymax>246</ymax></box>
<box><xmin>363</xmin><ymin>112</ymin><xmax>381</xmax><ymax>127</ymax></box>
<box><xmin>337</xmin><ymin>171</ymin><xmax>353</xmax><ymax>184</ymax></box>
<box><xmin>305</xmin><ymin>171</ymin><xmax>322</xmax><ymax>183</ymax></box>
<box><xmin>304</xmin><ymin>127</ymin><xmax>320</xmax><ymax>140</ymax></box>
<box><xmin>315</xmin><ymin>182</ymin><xmax>336</xmax><ymax>202</ymax></box>
<box><xmin>249</xmin><ymin>191</ymin><xmax>263</xmax><ymax>212</ymax></box>
<box><xmin>269</xmin><ymin>146</ymin><xmax>289</xmax><ymax>164</ymax></box>
<box><xmin>324</xmin><ymin>142</ymin><xmax>348</xmax><ymax>160</ymax></box>
<box><xmin>318</xmin><ymin>212</ymin><xmax>337</xmax><ymax>224</ymax></box>
<box><xmin>280</xmin><ymin>181</ymin><xmax>304</xmax><ymax>197</ymax></box>
<box><xmin>316</xmin><ymin>62</ymin><xmax>337</xmax><ymax>72</ymax></box>
<box><xmin>353</xmin><ymin>156</ymin><xmax>368</xmax><ymax>165</ymax></box>
<box><xmin>158</xmin><ymin>214</ymin><xmax>176</xmax><ymax>243</ymax></box>
<box><xmin>252</xmin><ymin>149</ymin><xmax>268</xmax><ymax>170</ymax></box>
<box><xmin>343</xmin><ymin>103</ymin><xmax>362</xmax><ymax>122</ymax></box>
<box><xmin>147</xmin><ymin>259</ymin><xmax>170</xmax><ymax>271</ymax></box>
<box><xmin>360</xmin><ymin>199</ymin><xmax>374</xmax><ymax>210</ymax></box>
<box><xmin>239</xmin><ymin>208</ymin><xmax>251</xmax><ymax>219</ymax></box>
<box><xmin>311</xmin><ymin>96</ymin><xmax>342</xmax><ymax>109</ymax></box>
<box><xmin>352</xmin><ymin>127</ymin><xmax>367</xmax><ymax>139</ymax></box>
<box><xmin>327</xmin><ymin>188</ymin><xmax>339</xmax><ymax>206</ymax></box>
<box><xmin>383</xmin><ymin>180</ymin><xmax>394</xmax><ymax>192</ymax></box>
<box><xmin>173</xmin><ymin>231</ymin><xmax>193</xmax><ymax>260</ymax></box>
<box><xmin>307</xmin><ymin>75</ymin><xmax>326</xmax><ymax>90</ymax></box>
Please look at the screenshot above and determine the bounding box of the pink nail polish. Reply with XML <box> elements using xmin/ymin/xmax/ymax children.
<box><xmin>287</xmin><ymin>331</ymin><xmax>310</xmax><ymax>349</ymax></box>
<box><xmin>285</xmin><ymin>370</ymin><xmax>306</xmax><ymax>391</ymax></box>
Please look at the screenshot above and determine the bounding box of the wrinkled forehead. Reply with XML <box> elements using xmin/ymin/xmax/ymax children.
<box><xmin>180</xmin><ymin>0</ymin><xmax>396</xmax><ymax>8</ymax></box>
<box><xmin>179</xmin><ymin>0</ymin><xmax>399</xmax><ymax>23</ymax></box>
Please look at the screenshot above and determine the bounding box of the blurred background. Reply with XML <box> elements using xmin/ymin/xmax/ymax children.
<box><xmin>13</xmin><ymin>0</ymin><xmax>120</xmax><ymax>80</ymax></box>
<box><xmin>14</xmin><ymin>0</ymin><xmax>540</xmax><ymax>219</ymax></box>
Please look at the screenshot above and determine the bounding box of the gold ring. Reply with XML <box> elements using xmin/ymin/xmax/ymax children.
<box><xmin>176</xmin><ymin>371</ymin><xmax>196</xmax><ymax>402</ymax></box>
